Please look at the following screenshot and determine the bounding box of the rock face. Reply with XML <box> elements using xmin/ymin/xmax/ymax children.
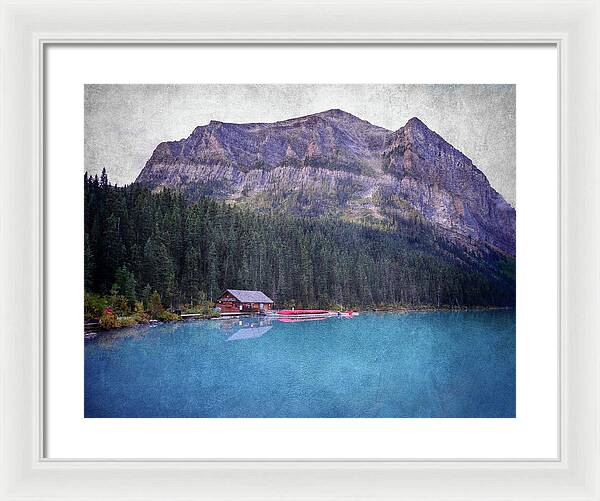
<box><xmin>382</xmin><ymin>117</ymin><xmax>515</xmax><ymax>255</ymax></box>
<box><xmin>136</xmin><ymin>109</ymin><xmax>515</xmax><ymax>256</ymax></box>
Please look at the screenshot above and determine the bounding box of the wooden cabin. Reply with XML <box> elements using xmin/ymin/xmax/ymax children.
<box><xmin>216</xmin><ymin>289</ymin><xmax>274</xmax><ymax>314</ymax></box>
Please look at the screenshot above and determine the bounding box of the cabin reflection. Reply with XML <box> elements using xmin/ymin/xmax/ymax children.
<box><xmin>219</xmin><ymin>316</ymin><xmax>275</xmax><ymax>341</ymax></box>
<box><xmin>227</xmin><ymin>325</ymin><xmax>273</xmax><ymax>341</ymax></box>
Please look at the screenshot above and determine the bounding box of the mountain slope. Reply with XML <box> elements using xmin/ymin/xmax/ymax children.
<box><xmin>382</xmin><ymin>117</ymin><xmax>515</xmax><ymax>256</ymax></box>
<box><xmin>135</xmin><ymin>110</ymin><xmax>515</xmax><ymax>256</ymax></box>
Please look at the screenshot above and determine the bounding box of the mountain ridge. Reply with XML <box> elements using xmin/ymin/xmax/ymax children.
<box><xmin>135</xmin><ymin>110</ymin><xmax>515</xmax><ymax>256</ymax></box>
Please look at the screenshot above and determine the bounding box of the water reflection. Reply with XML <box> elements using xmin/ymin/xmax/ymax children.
<box><xmin>276</xmin><ymin>317</ymin><xmax>329</xmax><ymax>323</ymax></box>
<box><xmin>227</xmin><ymin>325</ymin><xmax>273</xmax><ymax>341</ymax></box>
<box><xmin>88</xmin><ymin>314</ymin><xmax>335</xmax><ymax>348</ymax></box>
<box><xmin>215</xmin><ymin>315</ymin><xmax>274</xmax><ymax>341</ymax></box>
<box><xmin>216</xmin><ymin>314</ymin><xmax>335</xmax><ymax>341</ymax></box>
<box><xmin>91</xmin><ymin>324</ymin><xmax>157</xmax><ymax>348</ymax></box>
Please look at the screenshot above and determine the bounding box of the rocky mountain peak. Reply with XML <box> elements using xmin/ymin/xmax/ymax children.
<box><xmin>404</xmin><ymin>116</ymin><xmax>427</xmax><ymax>129</ymax></box>
<box><xmin>135</xmin><ymin>110</ymin><xmax>515</xmax><ymax>256</ymax></box>
<box><xmin>318</xmin><ymin>108</ymin><xmax>348</xmax><ymax>116</ymax></box>
<box><xmin>313</xmin><ymin>108</ymin><xmax>369</xmax><ymax>122</ymax></box>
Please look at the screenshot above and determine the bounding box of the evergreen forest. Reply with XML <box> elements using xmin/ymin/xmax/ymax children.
<box><xmin>84</xmin><ymin>170</ymin><xmax>515</xmax><ymax>314</ymax></box>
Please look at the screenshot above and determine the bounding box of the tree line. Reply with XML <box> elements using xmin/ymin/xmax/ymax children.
<box><xmin>84</xmin><ymin>169</ymin><xmax>515</xmax><ymax>310</ymax></box>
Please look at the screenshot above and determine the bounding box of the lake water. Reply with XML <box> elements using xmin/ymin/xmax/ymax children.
<box><xmin>85</xmin><ymin>310</ymin><xmax>515</xmax><ymax>418</ymax></box>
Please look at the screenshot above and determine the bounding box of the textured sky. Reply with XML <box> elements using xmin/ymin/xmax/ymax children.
<box><xmin>85</xmin><ymin>84</ymin><xmax>516</xmax><ymax>206</ymax></box>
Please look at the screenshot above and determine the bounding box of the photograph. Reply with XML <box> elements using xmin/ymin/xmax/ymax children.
<box><xmin>83</xmin><ymin>84</ymin><xmax>516</xmax><ymax>418</ymax></box>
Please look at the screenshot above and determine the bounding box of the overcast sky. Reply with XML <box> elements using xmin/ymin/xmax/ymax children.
<box><xmin>85</xmin><ymin>84</ymin><xmax>516</xmax><ymax>206</ymax></box>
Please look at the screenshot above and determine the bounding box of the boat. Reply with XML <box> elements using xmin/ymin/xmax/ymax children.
<box><xmin>269</xmin><ymin>309</ymin><xmax>335</xmax><ymax>319</ymax></box>
<box><xmin>268</xmin><ymin>309</ymin><xmax>358</xmax><ymax>319</ymax></box>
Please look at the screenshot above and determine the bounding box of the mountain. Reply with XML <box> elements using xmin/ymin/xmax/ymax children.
<box><xmin>135</xmin><ymin>109</ymin><xmax>515</xmax><ymax>256</ymax></box>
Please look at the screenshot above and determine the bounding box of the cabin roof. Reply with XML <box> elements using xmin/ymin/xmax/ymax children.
<box><xmin>222</xmin><ymin>289</ymin><xmax>274</xmax><ymax>303</ymax></box>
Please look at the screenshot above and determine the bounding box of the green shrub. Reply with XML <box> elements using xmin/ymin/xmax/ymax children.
<box><xmin>156</xmin><ymin>310</ymin><xmax>180</xmax><ymax>322</ymax></box>
<box><xmin>88</xmin><ymin>291</ymin><xmax>185</xmax><ymax>328</ymax></box>
<box><xmin>133</xmin><ymin>301</ymin><xmax>150</xmax><ymax>323</ymax></box>
<box><xmin>181</xmin><ymin>301</ymin><xmax>216</xmax><ymax>315</ymax></box>
<box><xmin>107</xmin><ymin>292</ymin><xmax>132</xmax><ymax>316</ymax></box>
<box><xmin>85</xmin><ymin>292</ymin><xmax>140</xmax><ymax>322</ymax></box>
<box><xmin>99</xmin><ymin>307</ymin><xmax>118</xmax><ymax>330</ymax></box>
<box><xmin>181</xmin><ymin>301</ymin><xmax>220</xmax><ymax>319</ymax></box>
<box><xmin>84</xmin><ymin>293</ymin><xmax>109</xmax><ymax>319</ymax></box>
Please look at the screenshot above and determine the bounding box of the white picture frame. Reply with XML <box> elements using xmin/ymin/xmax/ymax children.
<box><xmin>0</xmin><ymin>0</ymin><xmax>598</xmax><ymax>499</ymax></box>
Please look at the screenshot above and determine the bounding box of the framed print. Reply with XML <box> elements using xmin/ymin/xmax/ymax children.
<box><xmin>46</xmin><ymin>46</ymin><xmax>557</xmax><ymax>460</ymax></box>
<box><xmin>1</xmin><ymin>0</ymin><xmax>599</xmax><ymax>500</ymax></box>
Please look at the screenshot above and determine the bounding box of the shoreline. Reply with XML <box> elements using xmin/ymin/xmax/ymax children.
<box><xmin>84</xmin><ymin>314</ymin><xmax>214</xmax><ymax>335</ymax></box>
<box><xmin>84</xmin><ymin>305</ymin><xmax>515</xmax><ymax>336</ymax></box>
<box><xmin>370</xmin><ymin>305</ymin><xmax>514</xmax><ymax>313</ymax></box>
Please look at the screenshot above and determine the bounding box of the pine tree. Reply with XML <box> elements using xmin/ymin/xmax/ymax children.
<box><xmin>207</xmin><ymin>242</ymin><xmax>219</xmax><ymax>300</ymax></box>
<box><xmin>100</xmin><ymin>167</ymin><xmax>108</xmax><ymax>187</ymax></box>
<box><xmin>84</xmin><ymin>232</ymin><xmax>94</xmax><ymax>290</ymax></box>
<box><xmin>112</xmin><ymin>265</ymin><xmax>137</xmax><ymax>302</ymax></box>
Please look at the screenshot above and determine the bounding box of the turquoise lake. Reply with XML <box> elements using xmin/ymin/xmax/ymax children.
<box><xmin>84</xmin><ymin>310</ymin><xmax>515</xmax><ymax>418</ymax></box>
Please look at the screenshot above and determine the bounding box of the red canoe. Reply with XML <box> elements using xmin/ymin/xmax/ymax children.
<box><xmin>277</xmin><ymin>309</ymin><xmax>330</xmax><ymax>315</ymax></box>
<box><xmin>277</xmin><ymin>317</ymin><xmax>329</xmax><ymax>323</ymax></box>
